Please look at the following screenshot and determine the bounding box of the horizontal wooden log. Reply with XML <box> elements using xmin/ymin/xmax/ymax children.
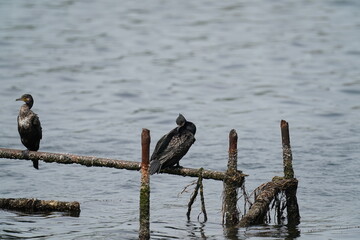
<box><xmin>0</xmin><ymin>148</ymin><xmax>246</xmax><ymax>181</ymax></box>
<box><xmin>161</xmin><ymin>167</ymin><xmax>240</xmax><ymax>181</ymax></box>
<box><xmin>238</xmin><ymin>178</ymin><xmax>298</xmax><ymax>227</ymax></box>
<box><xmin>0</xmin><ymin>148</ymin><xmax>140</xmax><ymax>170</ymax></box>
<box><xmin>0</xmin><ymin>198</ymin><xmax>80</xmax><ymax>216</ymax></box>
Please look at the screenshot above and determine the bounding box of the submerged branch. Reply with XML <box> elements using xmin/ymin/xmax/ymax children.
<box><xmin>0</xmin><ymin>198</ymin><xmax>80</xmax><ymax>216</ymax></box>
<box><xmin>238</xmin><ymin>178</ymin><xmax>298</xmax><ymax>227</ymax></box>
<box><xmin>186</xmin><ymin>180</ymin><xmax>200</xmax><ymax>220</ymax></box>
<box><xmin>198</xmin><ymin>176</ymin><xmax>207</xmax><ymax>222</ymax></box>
<box><xmin>186</xmin><ymin>169</ymin><xmax>208</xmax><ymax>222</ymax></box>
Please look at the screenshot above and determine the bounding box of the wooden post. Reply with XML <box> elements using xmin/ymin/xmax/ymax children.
<box><xmin>280</xmin><ymin>120</ymin><xmax>300</xmax><ymax>225</ymax></box>
<box><xmin>139</xmin><ymin>129</ymin><xmax>150</xmax><ymax>240</ymax></box>
<box><xmin>281</xmin><ymin>120</ymin><xmax>294</xmax><ymax>179</ymax></box>
<box><xmin>223</xmin><ymin>129</ymin><xmax>239</xmax><ymax>226</ymax></box>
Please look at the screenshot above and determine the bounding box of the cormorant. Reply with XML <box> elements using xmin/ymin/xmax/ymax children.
<box><xmin>16</xmin><ymin>94</ymin><xmax>42</xmax><ymax>169</ymax></box>
<box><xmin>149</xmin><ymin>114</ymin><xmax>196</xmax><ymax>175</ymax></box>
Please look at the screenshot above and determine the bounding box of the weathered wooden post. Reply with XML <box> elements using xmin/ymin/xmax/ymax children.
<box><xmin>281</xmin><ymin>120</ymin><xmax>294</xmax><ymax>179</ymax></box>
<box><xmin>223</xmin><ymin>129</ymin><xmax>240</xmax><ymax>226</ymax></box>
<box><xmin>281</xmin><ymin>120</ymin><xmax>300</xmax><ymax>225</ymax></box>
<box><xmin>139</xmin><ymin>128</ymin><xmax>150</xmax><ymax>240</ymax></box>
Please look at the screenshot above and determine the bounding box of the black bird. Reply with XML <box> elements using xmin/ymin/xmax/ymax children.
<box><xmin>16</xmin><ymin>94</ymin><xmax>42</xmax><ymax>169</ymax></box>
<box><xmin>149</xmin><ymin>114</ymin><xmax>196</xmax><ymax>175</ymax></box>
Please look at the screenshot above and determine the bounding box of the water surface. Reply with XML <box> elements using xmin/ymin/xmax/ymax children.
<box><xmin>1</xmin><ymin>0</ymin><xmax>360</xmax><ymax>239</ymax></box>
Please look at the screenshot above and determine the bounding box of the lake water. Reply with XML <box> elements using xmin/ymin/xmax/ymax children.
<box><xmin>1</xmin><ymin>0</ymin><xmax>360</xmax><ymax>239</ymax></box>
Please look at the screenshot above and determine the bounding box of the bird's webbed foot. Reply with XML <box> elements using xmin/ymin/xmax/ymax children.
<box><xmin>164</xmin><ymin>163</ymin><xmax>183</xmax><ymax>171</ymax></box>
<box><xmin>174</xmin><ymin>163</ymin><xmax>183</xmax><ymax>169</ymax></box>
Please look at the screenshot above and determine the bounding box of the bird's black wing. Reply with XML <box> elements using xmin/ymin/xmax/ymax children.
<box><xmin>149</xmin><ymin>127</ymin><xmax>178</xmax><ymax>174</ymax></box>
<box><xmin>156</xmin><ymin>132</ymin><xmax>195</xmax><ymax>167</ymax></box>
<box><xmin>32</xmin><ymin>113</ymin><xmax>42</xmax><ymax>140</ymax></box>
<box><xmin>17</xmin><ymin>115</ymin><xmax>21</xmax><ymax>134</ymax></box>
<box><xmin>150</xmin><ymin>127</ymin><xmax>177</xmax><ymax>161</ymax></box>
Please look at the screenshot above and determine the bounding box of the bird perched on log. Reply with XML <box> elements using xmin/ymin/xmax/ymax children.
<box><xmin>16</xmin><ymin>94</ymin><xmax>42</xmax><ymax>169</ymax></box>
<box><xmin>149</xmin><ymin>114</ymin><xmax>196</xmax><ymax>175</ymax></box>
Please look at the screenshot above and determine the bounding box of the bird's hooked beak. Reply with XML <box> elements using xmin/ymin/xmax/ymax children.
<box><xmin>16</xmin><ymin>97</ymin><xmax>24</xmax><ymax>102</ymax></box>
<box><xmin>177</xmin><ymin>121</ymin><xmax>185</xmax><ymax>133</ymax></box>
<box><xmin>176</xmin><ymin>113</ymin><xmax>187</xmax><ymax>133</ymax></box>
<box><xmin>176</xmin><ymin>126</ymin><xmax>181</xmax><ymax>133</ymax></box>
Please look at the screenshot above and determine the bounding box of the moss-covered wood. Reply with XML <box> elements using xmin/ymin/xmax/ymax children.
<box><xmin>237</xmin><ymin>120</ymin><xmax>300</xmax><ymax>227</ymax></box>
<box><xmin>161</xmin><ymin>167</ymin><xmax>242</xmax><ymax>181</ymax></box>
<box><xmin>139</xmin><ymin>129</ymin><xmax>150</xmax><ymax>240</ymax></box>
<box><xmin>1</xmin><ymin>120</ymin><xmax>301</xmax><ymax>229</ymax></box>
<box><xmin>280</xmin><ymin>120</ymin><xmax>300</xmax><ymax>224</ymax></box>
<box><xmin>139</xmin><ymin>185</ymin><xmax>150</xmax><ymax>239</ymax></box>
<box><xmin>281</xmin><ymin>120</ymin><xmax>294</xmax><ymax>179</ymax></box>
<box><xmin>0</xmin><ymin>198</ymin><xmax>80</xmax><ymax>216</ymax></box>
<box><xmin>186</xmin><ymin>168</ymin><xmax>208</xmax><ymax>222</ymax></box>
<box><xmin>223</xmin><ymin>129</ymin><xmax>240</xmax><ymax>226</ymax></box>
<box><xmin>0</xmin><ymin>148</ymin><xmax>140</xmax><ymax>170</ymax></box>
<box><xmin>238</xmin><ymin>178</ymin><xmax>298</xmax><ymax>227</ymax></box>
<box><xmin>0</xmin><ymin>148</ymin><xmax>245</xmax><ymax>181</ymax></box>
<box><xmin>285</xmin><ymin>181</ymin><xmax>300</xmax><ymax>225</ymax></box>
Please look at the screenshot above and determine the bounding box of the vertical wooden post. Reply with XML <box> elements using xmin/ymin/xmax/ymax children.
<box><xmin>223</xmin><ymin>129</ymin><xmax>239</xmax><ymax>226</ymax></box>
<box><xmin>280</xmin><ymin>120</ymin><xmax>300</xmax><ymax>225</ymax></box>
<box><xmin>281</xmin><ymin>120</ymin><xmax>294</xmax><ymax>179</ymax></box>
<box><xmin>139</xmin><ymin>129</ymin><xmax>150</xmax><ymax>240</ymax></box>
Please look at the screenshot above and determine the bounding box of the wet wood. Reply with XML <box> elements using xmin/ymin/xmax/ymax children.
<box><xmin>285</xmin><ymin>180</ymin><xmax>301</xmax><ymax>225</ymax></box>
<box><xmin>0</xmin><ymin>198</ymin><xmax>80</xmax><ymax>216</ymax></box>
<box><xmin>237</xmin><ymin>120</ymin><xmax>300</xmax><ymax>227</ymax></box>
<box><xmin>139</xmin><ymin>129</ymin><xmax>150</xmax><ymax>240</ymax></box>
<box><xmin>199</xmin><ymin>175</ymin><xmax>207</xmax><ymax>222</ymax></box>
<box><xmin>0</xmin><ymin>120</ymin><xmax>301</xmax><ymax>230</ymax></box>
<box><xmin>223</xmin><ymin>129</ymin><xmax>240</xmax><ymax>226</ymax></box>
<box><xmin>186</xmin><ymin>168</ymin><xmax>208</xmax><ymax>223</ymax></box>
<box><xmin>161</xmin><ymin>167</ymin><xmax>244</xmax><ymax>181</ymax></box>
<box><xmin>281</xmin><ymin>120</ymin><xmax>294</xmax><ymax>179</ymax></box>
<box><xmin>280</xmin><ymin>120</ymin><xmax>300</xmax><ymax>225</ymax></box>
<box><xmin>0</xmin><ymin>148</ymin><xmax>246</xmax><ymax>181</ymax></box>
<box><xmin>238</xmin><ymin>178</ymin><xmax>298</xmax><ymax>227</ymax></box>
<box><xmin>0</xmin><ymin>148</ymin><xmax>140</xmax><ymax>170</ymax></box>
<box><xmin>0</xmin><ymin>120</ymin><xmax>301</xmax><ymax>231</ymax></box>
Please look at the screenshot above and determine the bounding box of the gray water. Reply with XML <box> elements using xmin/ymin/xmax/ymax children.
<box><xmin>1</xmin><ymin>0</ymin><xmax>360</xmax><ymax>239</ymax></box>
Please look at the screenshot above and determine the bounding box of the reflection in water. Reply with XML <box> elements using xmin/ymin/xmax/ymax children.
<box><xmin>287</xmin><ymin>223</ymin><xmax>301</xmax><ymax>240</ymax></box>
<box><xmin>224</xmin><ymin>226</ymin><xmax>242</xmax><ymax>240</ymax></box>
<box><xmin>240</xmin><ymin>225</ymin><xmax>300</xmax><ymax>240</ymax></box>
<box><xmin>186</xmin><ymin>221</ymin><xmax>207</xmax><ymax>239</ymax></box>
<box><xmin>191</xmin><ymin>221</ymin><xmax>302</xmax><ymax>240</ymax></box>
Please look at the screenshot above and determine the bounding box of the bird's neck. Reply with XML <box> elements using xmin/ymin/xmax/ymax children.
<box><xmin>19</xmin><ymin>104</ymin><xmax>31</xmax><ymax>116</ymax></box>
<box><xmin>26</xmin><ymin>102</ymin><xmax>33</xmax><ymax>109</ymax></box>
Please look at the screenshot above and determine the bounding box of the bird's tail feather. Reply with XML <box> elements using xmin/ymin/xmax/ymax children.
<box><xmin>149</xmin><ymin>160</ymin><xmax>161</xmax><ymax>175</ymax></box>
<box><xmin>32</xmin><ymin>159</ymin><xmax>39</xmax><ymax>169</ymax></box>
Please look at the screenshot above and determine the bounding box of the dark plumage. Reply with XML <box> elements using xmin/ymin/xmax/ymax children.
<box><xmin>149</xmin><ymin>114</ymin><xmax>196</xmax><ymax>175</ymax></box>
<box><xmin>16</xmin><ymin>94</ymin><xmax>42</xmax><ymax>169</ymax></box>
